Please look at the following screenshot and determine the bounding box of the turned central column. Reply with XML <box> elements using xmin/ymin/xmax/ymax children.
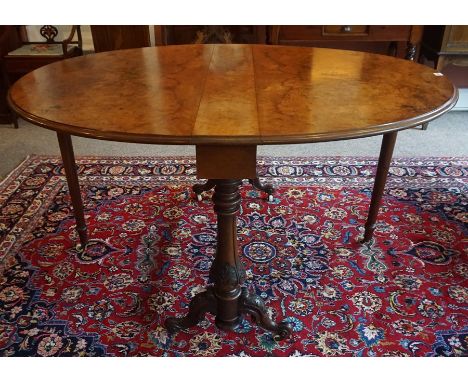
<box><xmin>210</xmin><ymin>179</ymin><xmax>245</xmax><ymax>330</ymax></box>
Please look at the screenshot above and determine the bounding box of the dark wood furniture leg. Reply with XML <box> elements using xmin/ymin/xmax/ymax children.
<box><xmin>193</xmin><ymin>177</ymin><xmax>275</xmax><ymax>201</ymax></box>
<box><xmin>248</xmin><ymin>178</ymin><xmax>275</xmax><ymax>201</ymax></box>
<box><xmin>166</xmin><ymin>179</ymin><xmax>292</xmax><ymax>339</ymax></box>
<box><xmin>362</xmin><ymin>132</ymin><xmax>398</xmax><ymax>242</ymax></box>
<box><xmin>57</xmin><ymin>132</ymin><xmax>88</xmax><ymax>249</ymax></box>
<box><xmin>193</xmin><ymin>179</ymin><xmax>216</xmax><ymax>201</ymax></box>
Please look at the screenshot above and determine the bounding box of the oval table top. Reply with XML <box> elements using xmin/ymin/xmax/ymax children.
<box><xmin>8</xmin><ymin>44</ymin><xmax>457</xmax><ymax>145</ymax></box>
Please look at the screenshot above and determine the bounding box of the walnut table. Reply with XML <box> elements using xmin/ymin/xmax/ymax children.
<box><xmin>8</xmin><ymin>44</ymin><xmax>457</xmax><ymax>339</ymax></box>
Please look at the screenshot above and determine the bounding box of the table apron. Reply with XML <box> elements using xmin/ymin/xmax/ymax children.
<box><xmin>195</xmin><ymin>145</ymin><xmax>257</xmax><ymax>179</ymax></box>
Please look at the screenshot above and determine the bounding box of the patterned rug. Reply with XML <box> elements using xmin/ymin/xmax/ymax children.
<box><xmin>0</xmin><ymin>155</ymin><xmax>466</xmax><ymax>357</ymax></box>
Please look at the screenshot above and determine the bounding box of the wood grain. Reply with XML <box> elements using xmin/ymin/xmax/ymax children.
<box><xmin>196</xmin><ymin>145</ymin><xmax>257</xmax><ymax>179</ymax></box>
<box><xmin>253</xmin><ymin>45</ymin><xmax>456</xmax><ymax>143</ymax></box>
<box><xmin>8</xmin><ymin>44</ymin><xmax>457</xmax><ymax>145</ymax></box>
<box><xmin>193</xmin><ymin>45</ymin><xmax>259</xmax><ymax>138</ymax></box>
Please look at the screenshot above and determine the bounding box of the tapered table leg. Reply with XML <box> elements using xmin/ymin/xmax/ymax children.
<box><xmin>363</xmin><ymin>132</ymin><xmax>398</xmax><ymax>242</ymax></box>
<box><xmin>57</xmin><ymin>132</ymin><xmax>88</xmax><ymax>249</ymax></box>
<box><xmin>166</xmin><ymin>179</ymin><xmax>292</xmax><ymax>339</ymax></box>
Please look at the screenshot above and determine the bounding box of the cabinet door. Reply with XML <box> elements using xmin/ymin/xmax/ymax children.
<box><xmin>90</xmin><ymin>26</ymin><xmax>151</xmax><ymax>53</ymax></box>
<box><xmin>442</xmin><ymin>26</ymin><xmax>468</xmax><ymax>53</ymax></box>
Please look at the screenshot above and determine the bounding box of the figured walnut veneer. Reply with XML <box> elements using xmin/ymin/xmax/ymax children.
<box><xmin>8</xmin><ymin>44</ymin><xmax>457</xmax><ymax>145</ymax></box>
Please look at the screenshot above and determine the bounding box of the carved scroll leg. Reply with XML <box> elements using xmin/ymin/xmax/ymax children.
<box><xmin>193</xmin><ymin>179</ymin><xmax>216</xmax><ymax>201</ymax></box>
<box><xmin>249</xmin><ymin>177</ymin><xmax>275</xmax><ymax>202</ymax></box>
<box><xmin>165</xmin><ymin>288</ymin><xmax>218</xmax><ymax>334</ymax></box>
<box><xmin>239</xmin><ymin>288</ymin><xmax>292</xmax><ymax>340</ymax></box>
<box><xmin>362</xmin><ymin>132</ymin><xmax>398</xmax><ymax>243</ymax></box>
<box><xmin>57</xmin><ymin>132</ymin><xmax>88</xmax><ymax>249</ymax></box>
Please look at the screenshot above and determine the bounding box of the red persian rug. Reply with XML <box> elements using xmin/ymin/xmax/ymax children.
<box><xmin>0</xmin><ymin>155</ymin><xmax>466</xmax><ymax>357</ymax></box>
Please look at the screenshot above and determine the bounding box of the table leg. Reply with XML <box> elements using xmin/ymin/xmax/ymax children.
<box><xmin>363</xmin><ymin>132</ymin><xmax>398</xmax><ymax>243</ymax></box>
<box><xmin>57</xmin><ymin>132</ymin><xmax>88</xmax><ymax>249</ymax></box>
<box><xmin>166</xmin><ymin>179</ymin><xmax>292</xmax><ymax>339</ymax></box>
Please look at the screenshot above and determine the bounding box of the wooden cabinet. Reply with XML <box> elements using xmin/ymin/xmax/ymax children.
<box><xmin>269</xmin><ymin>26</ymin><xmax>423</xmax><ymax>60</ymax></box>
<box><xmin>419</xmin><ymin>26</ymin><xmax>468</xmax><ymax>89</ymax></box>
<box><xmin>90</xmin><ymin>26</ymin><xmax>151</xmax><ymax>53</ymax></box>
<box><xmin>0</xmin><ymin>26</ymin><xmax>23</xmax><ymax>124</ymax></box>
<box><xmin>322</xmin><ymin>25</ymin><xmax>369</xmax><ymax>35</ymax></box>
<box><xmin>420</xmin><ymin>26</ymin><xmax>468</xmax><ymax>71</ymax></box>
<box><xmin>442</xmin><ymin>26</ymin><xmax>468</xmax><ymax>53</ymax></box>
<box><xmin>155</xmin><ymin>26</ymin><xmax>267</xmax><ymax>45</ymax></box>
<box><xmin>154</xmin><ymin>26</ymin><xmax>421</xmax><ymax>58</ymax></box>
<box><xmin>0</xmin><ymin>70</ymin><xmax>10</xmax><ymax>124</ymax></box>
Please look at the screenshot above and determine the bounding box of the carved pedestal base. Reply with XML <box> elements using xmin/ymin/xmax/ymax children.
<box><xmin>166</xmin><ymin>179</ymin><xmax>291</xmax><ymax>339</ymax></box>
<box><xmin>165</xmin><ymin>287</ymin><xmax>292</xmax><ymax>340</ymax></box>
